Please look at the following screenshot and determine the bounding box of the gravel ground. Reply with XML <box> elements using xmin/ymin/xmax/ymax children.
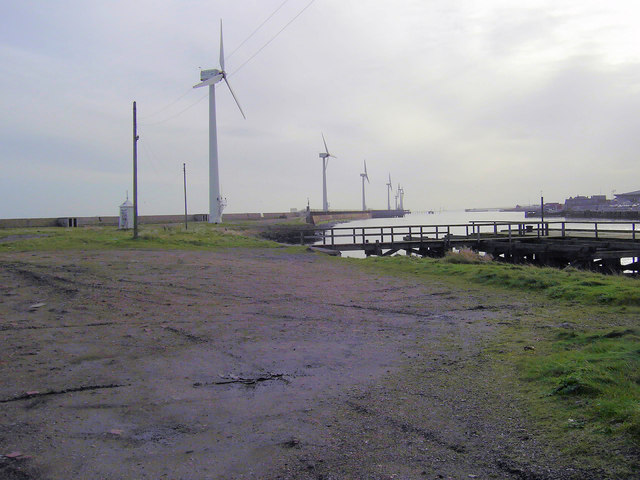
<box><xmin>0</xmin><ymin>248</ymin><xmax>613</xmax><ymax>479</ymax></box>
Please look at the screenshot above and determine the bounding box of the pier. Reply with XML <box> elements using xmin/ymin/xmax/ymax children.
<box><xmin>314</xmin><ymin>220</ymin><xmax>640</xmax><ymax>274</ymax></box>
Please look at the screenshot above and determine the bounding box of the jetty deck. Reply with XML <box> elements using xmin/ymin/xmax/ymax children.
<box><xmin>315</xmin><ymin>220</ymin><xmax>640</xmax><ymax>273</ymax></box>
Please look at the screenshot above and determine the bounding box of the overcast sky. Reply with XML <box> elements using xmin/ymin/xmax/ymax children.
<box><xmin>2</xmin><ymin>0</ymin><xmax>640</xmax><ymax>218</ymax></box>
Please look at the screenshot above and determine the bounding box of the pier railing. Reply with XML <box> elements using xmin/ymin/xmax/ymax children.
<box><xmin>317</xmin><ymin>220</ymin><xmax>640</xmax><ymax>248</ymax></box>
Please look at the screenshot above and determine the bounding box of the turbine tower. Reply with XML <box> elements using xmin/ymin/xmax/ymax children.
<box><xmin>386</xmin><ymin>173</ymin><xmax>393</xmax><ymax>210</ymax></box>
<box><xmin>398</xmin><ymin>185</ymin><xmax>405</xmax><ymax>210</ymax></box>
<box><xmin>360</xmin><ymin>160</ymin><xmax>369</xmax><ymax>211</ymax></box>
<box><xmin>319</xmin><ymin>133</ymin><xmax>336</xmax><ymax>211</ymax></box>
<box><xmin>193</xmin><ymin>20</ymin><xmax>245</xmax><ymax>223</ymax></box>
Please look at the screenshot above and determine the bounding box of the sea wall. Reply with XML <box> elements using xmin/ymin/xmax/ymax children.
<box><xmin>0</xmin><ymin>212</ymin><xmax>305</xmax><ymax>228</ymax></box>
<box><xmin>309</xmin><ymin>211</ymin><xmax>372</xmax><ymax>225</ymax></box>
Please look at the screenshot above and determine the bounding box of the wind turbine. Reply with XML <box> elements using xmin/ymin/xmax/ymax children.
<box><xmin>360</xmin><ymin>160</ymin><xmax>369</xmax><ymax>211</ymax></box>
<box><xmin>319</xmin><ymin>133</ymin><xmax>336</xmax><ymax>211</ymax></box>
<box><xmin>193</xmin><ymin>20</ymin><xmax>245</xmax><ymax>223</ymax></box>
<box><xmin>386</xmin><ymin>173</ymin><xmax>393</xmax><ymax>210</ymax></box>
<box><xmin>398</xmin><ymin>184</ymin><xmax>405</xmax><ymax>210</ymax></box>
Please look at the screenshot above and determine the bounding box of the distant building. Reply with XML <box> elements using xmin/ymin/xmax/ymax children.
<box><xmin>545</xmin><ymin>202</ymin><xmax>563</xmax><ymax>212</ymax></box>
<box><xmin>564</xmin><ymin>195</ymin><xmax>609</xmax><ymax>211</ymax></box>
<box><xmin>614</xmin><ymin>190</ymin><xmax>640</xmax><ymax>204</ymax></box>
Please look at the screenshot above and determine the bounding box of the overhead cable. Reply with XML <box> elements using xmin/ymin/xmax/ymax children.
<box><xmin>230</xmin><ymin>0</ymin><xmax>316</xmax><ymax>77</ymax></box>
<box><xmin>227</xmin><ymin>0</ymin><xmax>291</xmax><ymax>60</ymax></box>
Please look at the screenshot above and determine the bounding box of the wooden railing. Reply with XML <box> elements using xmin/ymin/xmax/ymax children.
<box><xmin>317</xmin><ymin>220</ymin><xmax>640</xmax><ymax>247</ymax></box>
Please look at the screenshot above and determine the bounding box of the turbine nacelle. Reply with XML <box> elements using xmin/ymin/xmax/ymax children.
<box><xmin>201</xmin><ymin>68</ymin><xmax>222</xmax><ymax>81</ymax></box>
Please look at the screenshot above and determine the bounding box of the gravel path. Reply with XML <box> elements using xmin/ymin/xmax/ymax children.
<box><xmin>0</xmin><ymin>248</ymin><xmax>601</xmax><ymax>479</ymax></box>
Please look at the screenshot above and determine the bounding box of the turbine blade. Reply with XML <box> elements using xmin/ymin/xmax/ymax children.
<box><xmin>219</xmin><ymin>20</ymin><xmax>225</xmax><ymax>71</ymax></box>
<box><xmin>193</xmin><ymin>73</ymin><xmax>223</xmax><ymax>88</ymax></box>
<box><xmin>223</xmin><ymin>76</ymin><xmax>246</xmax><ymax>119</ymax></box>
<box><xmin>321</xmin><ymin>133</ymin><xmax>329</xmax><ymax>155</ymax></box>
<box><xmin>364</xmin><ymin>159</ymin><xmax>368</xmax><ymax>176</ymax></box>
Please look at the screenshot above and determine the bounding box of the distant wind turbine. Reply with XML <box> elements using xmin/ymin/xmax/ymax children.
<box><xmin>386</xmin><ymin>173</ymin><xmax>393</xmax><ymax>210</ymax></box>
<box><xmin>398</xmin><ymin>184</ymin><xmax>405</xmax><ymax>210</ymax></box>
<box><xmin>360</xmin><ymin>160</ymin><xmax>369</xmax><ymax>211</ymax></box>
<box><xmin>319</xmin><ymin>133</ymin><xmax>336</xmax><ymax>211</ymax></box>
<box><xmin>193</xmin><ymin>19</ymin><xmax>246</xmax><ymax>223</ymax></box>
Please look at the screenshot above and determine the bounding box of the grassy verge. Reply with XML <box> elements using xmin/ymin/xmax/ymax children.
<box><xmin>0</xmin><ymin>223</ymin><xmax>284</xmax><ymax>252</ymax></box>
<box><xmin>353</xmin><ymin>254</ymin><xmax>640</xmax><ymax>308</ymax></box>
<box><xmin>349</xmin><ymin>253</ymin><xmax>640</xmax><ymax>471</ymax></box>
<box><xmin>522</xmin><ymin>327</ymin><xmax>640</xmax><ymax>438</ymax></box>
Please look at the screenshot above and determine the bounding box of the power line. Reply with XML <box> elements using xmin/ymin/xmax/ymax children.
<box><xmin>141</xmin><ymin>91</ymin><xmax>209</xmax><ymax>127</ymax></box>
<box><xmin>139</xmin><ymin>88</ymin><xmax>193</xmax><ymax>120</ymax></box>
<box><xmin>227</xmin><ymin>0</ymin><xmax>291</xmax><ymax>61</ymax></box>
<box><xmin>230</xmin><ymin>0</ymin><xmax>316</xmax><ymax>77</ymax></box>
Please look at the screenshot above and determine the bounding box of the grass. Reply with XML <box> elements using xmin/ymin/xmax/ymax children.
<box><xmin>350</xmin><ymin>254</ymin><xmax>640</xmax><ymax>308</ymax></box>
<box><xmin>348</xmin><ymin>252</ymin><xmax>640</xmax><ymax>470</ymax></box>
<box><xmin>0</xmin><ymin>223</ymin><xmax>283</xmax><ymax>252</ymax></box>
<box><xmin>520</xmin><ymin>327</ymin><xmax>640</xmax><ymax>438</ymax></box>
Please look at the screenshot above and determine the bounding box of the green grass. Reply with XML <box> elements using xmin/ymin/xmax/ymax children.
<box><xmin>349</xmin><ymin>253</ymin><xmax>640</xmax><ymax>468</ymax></box>
<box><xmin>521</xmin><ymin>327</ymin><xmax>640</xmax><ymax>440</ymax></box>
<box><xmin>351</xmin><ymin>255</ymin><xmax>640</xmax><ymax>308</ymax></box>
<box><xmin>0</xmin><ymin>223</ymin><xmax>283</xmax><ymax>252</ymax></box>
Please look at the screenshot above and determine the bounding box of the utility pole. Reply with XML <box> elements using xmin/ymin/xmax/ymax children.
<box><xmin>183</xmin><ymin>163</ymin><xmax>188</xmax><ymax>230</ymax></box>
<box><xmin>133</xmin><ymin>101</ymin><xmax>139</xmax><ymax>239</ymax></box>
<box><xmin>540</xmin><ymin>195</ymin><xmax>545</xmax><ymax>236</ymax></box>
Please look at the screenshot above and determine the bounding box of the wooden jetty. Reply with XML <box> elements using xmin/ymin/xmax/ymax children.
<box><xmin>313</xmin><ymin>220</ymin><xmax>640</xmax><ymax>274</ymax></box>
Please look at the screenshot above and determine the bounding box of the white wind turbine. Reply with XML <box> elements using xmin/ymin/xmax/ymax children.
<box><xmin>319</xmin><ymin>133</ymin><xmax>336</xmax><ymax>211</ymax></box>
<box><xmin>360</xmin><ymin>160</ymin><xmax>369</xmax><ymax>211</ymax></box>
<box><xmin>386</xmin><ymin>173</ymin><xmax>393</xmax><ymax>210</ymax></box>
<box><xmin>193</xmin><ymin>20</ymin><xmax>245</xmax><ymax>223</ymax></box>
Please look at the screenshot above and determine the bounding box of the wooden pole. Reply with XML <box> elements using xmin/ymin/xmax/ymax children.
<box><xmin>133</xmin><ymin>101</ymin><xmax>139</xmax><ymax>239</ymax></box>
<box><xmin>540</xmin><ymin>195</ymin><xmax>544</xmax><ymax>236</ymax></box>
<box><xmin>183</xmin><ymin>163</ymin><xmax>188</xmax><ymax>230</ymax></box>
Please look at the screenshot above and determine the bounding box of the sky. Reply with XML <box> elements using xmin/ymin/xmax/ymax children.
<box><xmin>2</xmin><ymin>0</ymin><xmax>640</xmax><ymax>218</ymax></box>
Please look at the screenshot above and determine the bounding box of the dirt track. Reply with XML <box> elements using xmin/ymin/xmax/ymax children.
<box><xmin>0</xmin><ymin>248</ymin><xmax>603</xmax><ymax>479</ymax></box>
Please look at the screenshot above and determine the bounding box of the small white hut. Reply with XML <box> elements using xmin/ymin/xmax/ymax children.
<box><xmin>118</xmin><ymin>196</ymin><xmax>134</xmax><ymax>229</ymax></box>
